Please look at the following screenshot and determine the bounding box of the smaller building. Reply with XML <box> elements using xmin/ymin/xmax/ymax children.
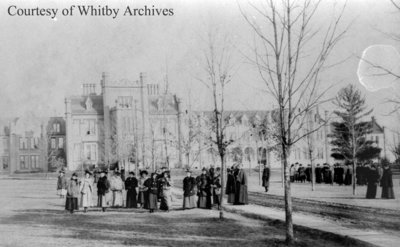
<box><xmin>46</xmin><ymin>117</ymin><xmax>67</xmax><ymax>171</ymax></box>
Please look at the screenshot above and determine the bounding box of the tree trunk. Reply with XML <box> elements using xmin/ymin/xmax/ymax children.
<box><xmin>282</xmin><ymin>145</ymin><xmax>294</xmax><ymax>244</ymax></box>
<box><xmin>352</xmin><ymin>123</ymin><xmax>357</xmax><ymax>196</ymax></box>
<box><xmin>311</xmin><ymin>160</ymin><xmax>315</xmax><ymax>191</ymax></box>
<box><xmin>219</xmin><ymin>154</ymin><xmax>225</xmax><ymax>219</ymax></box>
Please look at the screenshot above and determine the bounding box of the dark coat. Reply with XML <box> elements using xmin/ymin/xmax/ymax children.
<box><xmin>97</xmin><ymin>176</ymin><xmax>110</xmax><ymax>196</ymax></box>
<box><xmin>144</xmin><ymin>178</ymin><xmax>158</xmax><ymax>209</ymax></box>
<box><xmin>235</xmin><ymin>168</ymin><xmax>248</xmax><ymax>205</ymax></box>
<box><xmin>183</xmin><ymin>176</ymin><xmax>197</xmax><ymax>197</ymax></box>
<box><xmin>125</xmin><ymin>177</ymin><xmax>138</xmax><ymax>208</ymax></box>
<box><xmin>381</xmin><ymin>168</ymin><xmax>395</xmax><ymax>199</ymax></box>
<box><xmin>225</xmin><ymin>173</ymin><xmax>236</xmax><ymax>194</ymax></box>
<box><xmin>262</xmin><ymin>167</ymin><xmax>270</xmax><ymax>187</ymax></box>
<box><xmin>366</xmin><ymin>168</ymin><xmax>380</xmax><ymax>199</ymax></box>
<box><xmin>67</xmin><ymin>179</ymin><xmax>80</xmax><ymax>198</ymax></box>
<box><xmin>57</xmin><ymin>176</ymin><xmax>67</xmax><ymax>190</ymax></box>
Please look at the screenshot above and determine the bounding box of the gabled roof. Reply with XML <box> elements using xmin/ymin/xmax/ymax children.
<box><xmin>369</xmin><ymin>117</ymin><xmax>384</xmax><ymax>134</ymax></box>
<box><xmin>70</xmin><ymin>95</ymin><xmax>104</xmax><ymax>115</ymax></box>
<box><xmin>194</xmin><ymin>110</ymin><xmax>272</xmax><ymax>124</ymax></box>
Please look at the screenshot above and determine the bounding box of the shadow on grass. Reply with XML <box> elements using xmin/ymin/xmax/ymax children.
<box><xmin>2</xmin><ymin>208</ymin><xmax>293</xmax><ymax>247</ymax></box>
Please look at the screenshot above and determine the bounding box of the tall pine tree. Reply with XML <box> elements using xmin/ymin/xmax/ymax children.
<box><xmin>330</xmin><ymin>84</ymin><xmax>381</xmax><ymax>195</ymax></box>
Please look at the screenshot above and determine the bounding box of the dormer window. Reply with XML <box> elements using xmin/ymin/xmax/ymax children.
<box><xmin>53</xmin><ymin>123</ymin><xmax>60</xmax><ymax>133</ymax></box>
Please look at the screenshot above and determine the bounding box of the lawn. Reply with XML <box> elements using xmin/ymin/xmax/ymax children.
<box><xmin>0</xmin><ymin>178</ymin><xmax>371</xmax><ymax>247</ymax></box>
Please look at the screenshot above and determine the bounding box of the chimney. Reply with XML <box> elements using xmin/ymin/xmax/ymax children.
<box><xmin>82</xmin><ymin>83</ymin><xmax>97</xmax><ymax>96</ymax></box>
<box><xmin>101</xmin><ymin>72</ymin><xmax>109</xmax><ymax>95</ymax></box>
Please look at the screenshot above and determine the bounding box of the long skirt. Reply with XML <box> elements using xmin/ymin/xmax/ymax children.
<box><xmin>126</xmin><ymin>190</ymin><xmax>138</xmax><ymax>208</ymax></box>
<box><xmin>65</xmin><ymin>197</ymin><xmax>79</xmax><ymax>211</ymax></box>
<box><xmin>366</xmin><ymin>183</ymin><xmax>377</xmax><ymax>199</ymax></box>
<box><xmin>81</xmin><ymin>192</ymin><xmax>92</xmax><ymax>207</ymax></box>
<box><xmin>183</xmin><ymin>195</ymin><xmax>196</xmax><ymax>209</ymax></box>
<box><xmin>235</xmin><ymin>184</ymin><xmax>248</xmax><ymax>205</ymax></box>
<box><xmin>97</xmin><ymin>192</ymin><xmax>112</xmax><ymax>208</ymax></box>
<box><xmin>198</xmin><ymin>195</ymin><xmax>211</xmax><ymax>209</ymax></box>
<box><xmin>213</xmin><ymin>192</ymin><xmax>221</xmax><ymax>206</ymax></box>
<box><xmin>138</xmin><ymin>191</ymin><xmax>145</xmax><ymax>205</ymax></box>
<box><xmin>344</xmin><ymin>174</ymin><xmax>352</xmax><ymax>185</ymax></box>
<box><xmin>160</xmin><ymin>189</ymin><xmax>172</xmax><ymax>211</ymax></box>
<box><xmin>227</xmin><ymin>193</ymin><xmax>235</xmax><ymax>204</ymax></box>
<box><xmin>148</xmin><ymin>193</ymin><xmax>158</xmax><ymax>210</ymax></box>
<box><xmin>112</xmin><ymin>190</ymin><xmax>124</xmax><ymax>207</ymax></box>
<box><xmin>382</xmin><ymin>186</ymin><xmax>395</xmax><ymax>199</ymax></box>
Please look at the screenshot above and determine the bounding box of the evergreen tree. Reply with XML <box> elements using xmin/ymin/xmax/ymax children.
<box><xmin>329</xmin><ymin>84</ymin><xmax>381</xmax><ymax>194</ymax></box>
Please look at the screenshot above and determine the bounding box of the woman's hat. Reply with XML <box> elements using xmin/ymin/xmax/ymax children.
<box><xmin>71</xmin><ymin>172</ymin><xmax>78</xmax><ymax>177</ymax></box>
<box><xmin>202</xmin><ymin>167</ymin><xmax>207</xmax><ymax>172</ymax></box>
<box><xmin>100</xmin><ymin>170</ymin><xmax>108</xmax><ymax>174</ymax></box>
<box><xmin>185</xmin><ymin>169</ymin><xmax>191</xmax><ymax>173</ymax></box>
<box><xmin>140</xmin><ymin>170</ymin><xmax>148</xmax><ymax>176</ymax></box>
<box><xmin>129</xmin><ymin>171</ymin><xmax>135</xmax><ymax>175</ymax></box>
<box><xmin>85</xmin><ymin>170</ymin><xmax>92</xmax><ymax>175</ymax></box>
<box><xmin>59</xmin><ymin>169</ymin><xmax>65</xmax><ymax>174</ymax></box>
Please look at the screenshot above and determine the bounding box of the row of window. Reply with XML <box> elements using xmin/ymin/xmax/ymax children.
<box><xmin>72</xmin><ymin>119</ymin><xmax>97</xmax><ymax>136</ymax></box>
<box><xmin>19</xmin><ymin>137</ymin><xmax>40</xmax><ymax>150</ymax></box>
<box><xmin>50</xmin><ymin>137</ymin><xmax>64</xmax><ymax>149</ymax></box>
<box><xmin>20</xmin><ymin>155</ymin><xmax>40</xmax><ymax>169</ymax></box>
<box><xmin>73</xmin><ymin>143</ymin><xmax>97</xmax><ymax>162</ymax></box>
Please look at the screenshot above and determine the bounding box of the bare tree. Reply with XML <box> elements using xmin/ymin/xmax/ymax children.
<box><xmin>239</xmin><ymin>0</ymin><xmax>347</xmax><ymax>243</ymax></box>
<box><xmin>196</xmin><ymin>29</ymin><xmax>236</xmax><ymax>220</ymax></box>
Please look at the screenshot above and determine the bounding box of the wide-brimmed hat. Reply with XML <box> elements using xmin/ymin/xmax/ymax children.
<box><xmin>85</xmin><ymin>170</ymin><xmax>92</xmax><ymax>175</ymax></box>
<box><xmin>59</xmin><ymin>169</ymin><xmax>65</xmax><ymax>174</ymax></box>
<box><xmin>129</xmin><ymin>171</ymin><xmax>135</xmax><ymax>175</ymax></box>
<box><xmin>71</xmin><ymin>172</ymin><xmax>78</xmax><ymax>177</ymax></box>
<box><xmin>100</xmin><ymin>170</ymin><xmax>108</xmax><ymax>174</ymax></box>
<box><xmin>140</xmin><ymin>170</ymin><xmax>149</xmax><ymax>176</ymax></box>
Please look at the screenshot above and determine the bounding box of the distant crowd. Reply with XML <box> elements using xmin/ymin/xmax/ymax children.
<box><xmin>56</xmin><ymin>163</ymin><xmax>251</xmax><ymax>214</ymax></box>
<box><xmin>290</xmin><ymin>162</ymin><xmax>395</xmax><ymax>199</ymax></box>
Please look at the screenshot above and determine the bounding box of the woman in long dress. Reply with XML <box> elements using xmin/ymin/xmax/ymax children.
<box><xmin>65</xmin><ymin>173</ymin><xmax>80</xmax><ymax>214</ymax></box>
<box><xmin>110</xmin><ymin>171</ymin><xmax>125</xmax><ymax>207</ymax></box>
<box><xmin>366</xmin><ymin>164</ymin><xmax>380</xmax><ymax>199</ymax></box>
<box><xmin>381</xmin><ymin>163</ymin><xmax>395</xmax><ymax>199</ymax></box>
<box><xmin>197</xmin><ymin>168</ymin><xmax>212</xmax><ymax>209</ymax></box>
<box><xmin>125</xmin><ymin>171</ymin><xmax>138</xmax><ymax>208</ymax></box>
<box><xmin>183</xmin><ymin>169</ymin><xmax>197</xmax><ymax>209</ymax></box>
<box><xmin>138</xmin><ymin>171</ymin><xmax>149</xmax><ymax>209</ymax></box>
<box><xmin>212</xmin><ymin>168</ymin><xmax>222</xmax><ymax>209</ymax></box>
<box><xmin>144</xmin><ymin>173</ymin><xmax>159</xmax><ymax>213</ymax></box>
<box><xmin>225</xmin><ymin>168</ymin><xmax>236</xmax><ymax>204</ymax></box>
<box><xmin>159</xmin><ymin>171</ymin><xmax>173</xmax><ymax>212</ymax></box>
<box><xmin>80</xmin><ymin>170</ymin><xmax>93</xmax><ymax>213</ymax></box>
<box><xmin>57</xmin><ymin>170</ymin><xmax>67</xmax><ymax>198</ymax></box>
<box><xmin>97</xmin><ymin>170</ymin><xmax>111</xmax><ymax>212</ymax></box>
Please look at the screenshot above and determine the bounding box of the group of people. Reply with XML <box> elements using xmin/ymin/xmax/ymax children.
<box><xmin>182</xmin><ymin>166</ymin><xmax>222</xmax><ymax>210</ymax></box>
<box><xmin>57</xmin><ymin>167</ymin><xmax>173</xmax><ymax>214</ymax></box>
<box><xmin>287</xmin><ymin>161</ymin><xmax>396</xmax><ymax>199</ymax></box>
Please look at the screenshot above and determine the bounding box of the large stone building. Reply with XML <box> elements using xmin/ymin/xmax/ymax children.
<box><xmin>64</xmin><ymin>73</ymin><xmax>387</xmax><ymax>171</ymax></box>
<box><xmin>0</xmin><ymin>120</ymin><xmax>47</xmax><ymax>174</ymax></box>
<box><xmin>64</xmin><ymin>73</ymin><xmax>182</xmax><ymax>171</ymax></box>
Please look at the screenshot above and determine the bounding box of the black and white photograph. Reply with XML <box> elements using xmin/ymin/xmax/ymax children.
<box><xmin>0</xmin><ymin>0</ymin><xmax>399</xmax><ymax>246</ymax></box>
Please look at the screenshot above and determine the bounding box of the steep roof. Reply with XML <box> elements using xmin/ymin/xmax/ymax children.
<box><xmin>194</xmin><ymin>110</ymin><xmax>273</xmax><ymax>124</ymax></box>
<box><xmin>70</xmin><ymin>95</ymin><xmax>104</xmax><ymax>115</ymax></box>
<box><xmin>369</xmin><ymin>117</ymin><xmax>384</xmax><ymax>134</ymax></box>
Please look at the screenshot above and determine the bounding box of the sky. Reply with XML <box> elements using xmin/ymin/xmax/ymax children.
<box><xmin>0</xmin><ymin>0</ymin><xmax>399</xmax><ymax>146</ymax></box>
